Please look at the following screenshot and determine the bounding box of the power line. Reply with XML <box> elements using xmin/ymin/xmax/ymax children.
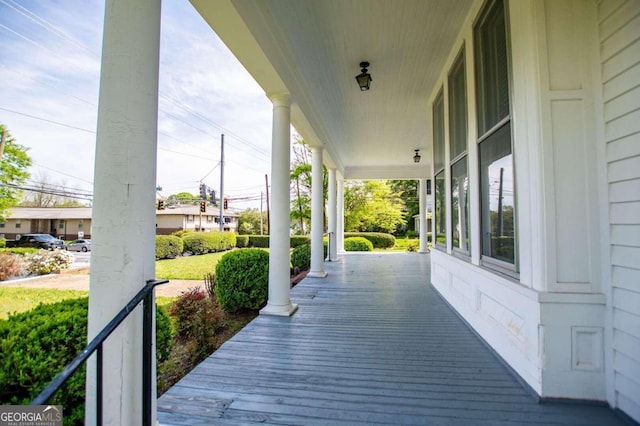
<box><xmin>0</xmin><ymin>106</ymin><xmax>95</xmax><ymax>133</ymax></box>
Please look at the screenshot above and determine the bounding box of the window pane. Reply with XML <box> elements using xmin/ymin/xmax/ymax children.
<box><xmin>451</xmin><ymin>157</ymin><xmax>470</xmax><ymax>252</ymax></box>
<box><xmin>435</xmin><ymin>171</ymin><xmax>446</xmax><ymax>245</ymax></box>
<box><xmin>475</xmin><ymin>0</ymin><xmax>509</xmax><ymax>136</ymax></box>
<box><xmin>433</xmin><ymin>89</ymin><xmax>445</xmax><ymax>173</ymax></box>
<box><xmin>449</xmin><ymin>50</ymin><xmax>467</xmax><ymax>159</ymax></box>
<box><xmin>479</xmin><ymin>122</ymin><xmax>515</xmax><ymax>263</ymax></box>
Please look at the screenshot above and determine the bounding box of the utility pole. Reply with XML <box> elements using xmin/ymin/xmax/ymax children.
<box><xmin>260</xmin><ymin>191</ymin><xmax>264</xmax><ymax>235</ymax></box>
<box><xmin>265</xmin><ymin>174</ymin><xmax>270</xmax><ymax>235</ymax></box>
<box><xmin>219</xmin><ymin>134</ymin><xmax>225</xmax><ymax>232</ymax></box>
<box><xmin>0</xmin><ymin>130</ymin><xmax>6</xmax><ymax>163</ymax></box>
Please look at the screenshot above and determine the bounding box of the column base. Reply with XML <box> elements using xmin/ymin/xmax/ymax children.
<box><xmin>326</xmin><ymin>257</ymin><xmax>341</xmax><ymax>262</ymax></box>
<box><xmin>260</xmin><ymin>302</ymin><xmax>298</xmax><ymax>317</ymax></box>
<box><xmin>307</xmin><ymin>270</ymin><xmax>328</xmax><ymax>278</ymax></box>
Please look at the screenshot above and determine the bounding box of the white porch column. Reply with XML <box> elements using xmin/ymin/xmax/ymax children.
<box><xmin>419</xmin><ymin>178</ymin><xmax>428</xmax><ymax>253</ymax></box>
<box><xmin>87</xmin><ymin>0</ymin><xmax>161</xmax><ymax>423</ymax></box>
<box><xmin>327</xmin><ymin>167</ymin><xmax>338</xmax><ymax>261</ymax></box>
<box><xmin>337</xmin><ymin>176</ymin><xmax>345</xmax><ymax>254</ymax></box>
<box><xmin>308</xmin><ymin>146</ymin><xmax>327</xmax><ymax>277</ymax></box>
<box><xmin>261</xmin><ymin>93</ymin><xmax>297</xmax><ymax>316</ymax></box>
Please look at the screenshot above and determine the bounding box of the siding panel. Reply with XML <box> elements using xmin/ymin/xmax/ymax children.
<box><xmin>600</xmin><ymin>1</ymin><xmax>640</xmax><ymax>421</ymax></box>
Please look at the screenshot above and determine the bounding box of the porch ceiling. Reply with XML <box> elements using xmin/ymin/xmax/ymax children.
<box><xmin>191</xmin><ymin>0</ymin><xmax>473</xmax><ymax>179</ymax></box>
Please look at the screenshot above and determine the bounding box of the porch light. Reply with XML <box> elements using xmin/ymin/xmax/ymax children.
<box><xmin>413</xmin><ymin>149</ymin><xmax>421</xmax><ymax>163</ymax></box>
<box><xmin>355</xmin><ymin>61</ymin><xmax>372</xmax><ymax>91</ymax></box>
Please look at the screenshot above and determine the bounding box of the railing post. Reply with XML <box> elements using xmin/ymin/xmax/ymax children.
<box><xmin>142</xmin><ymin>281</ymin><xmax>154</xmax><ymax>426</ymax></box>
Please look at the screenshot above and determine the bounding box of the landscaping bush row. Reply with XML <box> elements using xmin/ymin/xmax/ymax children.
<box><xmin>245</xmin><ymin>235</ymin><xmax>310</xmax><ymax>249</ymax></box>
<box><xmin>0</xmin><ymin>297</ymin><xmax>173</xmax><ymax>425</ymax></box>
<box><xmin>155</xmin><ymin>231</ymin><xmax>236</xmax><ymax>259</ymax></box>
<box><xmin>344</xmin><ymin>232</ymin><xmax>395</xmax><ymax>249</ymax></box>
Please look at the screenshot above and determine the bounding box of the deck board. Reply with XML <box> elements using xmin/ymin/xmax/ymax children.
<box><xmin>158</xmin><ymin>253</ymin><xmax>627</xmax><ymax>425</ymax></box>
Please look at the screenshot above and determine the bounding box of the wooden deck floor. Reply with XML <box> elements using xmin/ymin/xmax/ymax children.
<box><xmin>158</xmin><ymin>253</ymin><xmax>626</xmax><ymax>425</ymax></box>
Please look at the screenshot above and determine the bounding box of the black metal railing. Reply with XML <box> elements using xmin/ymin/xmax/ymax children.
<box><xmin>325</xmin><ymin>232</ymin><xmax>334</xmax><ymax>261</ymax></box>
<box><xmin>31</xmin><ymin>279</ymin><xmax>168</xmax><ymax>426</ymax></box>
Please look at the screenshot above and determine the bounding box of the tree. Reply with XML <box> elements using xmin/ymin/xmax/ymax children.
<box><xmin>390</xmin><ymin>180</ymin><xmax>419</xmax><ymax>232</ymax></box>
<box><xmin>0</xmin><ymin>125</ymin><xmax>31</xmax><ymax>221</ymax></box>
<box><xmin>166</xmin><ymin>192</ymin><xmax>197</xmax><ymax>206</ymax></box>
<box><xmin>344</xmin><ymin>180</ymin><xmax>406</xmax><ymax>234</ymax></box>
<box><xmin>237</xmin><ymin>208</ymin><xmax>267</xmax><ymax>235</ymax></box>
<box><xmin>20</xmin><ymin>172</ymin><xmax>87</xmax><ymax>207</ymax></box>
<box><xmin>289</xmin><ymin>137</ymin><xmax>326</xmax><ymax>234</ymax></box>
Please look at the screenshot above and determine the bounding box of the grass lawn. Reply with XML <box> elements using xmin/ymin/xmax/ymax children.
<box><xmin>0</xmin><ymin>287</ymin><xmax>175</xmax><ymax>320</ymax></box>
<box><xmin>155</xmin><ymin>252</ymin><xmax>227</xmax><ymax>280</ymax></box>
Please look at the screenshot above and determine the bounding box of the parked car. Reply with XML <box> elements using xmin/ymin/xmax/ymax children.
<box><xmin>66</xmin><ymin>239</ymin><xmax>91</xmax><ymax>252</ymax></box>
<box><xmin>6</xmin><ymin>233</ymin><xmax>66</xmax><ymax>250</ymax></box>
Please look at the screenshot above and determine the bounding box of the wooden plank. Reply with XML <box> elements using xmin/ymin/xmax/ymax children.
<box><xmin>158</xmin><ymin>253</ymin><xmax>627</xmax><ymax>426</ymax></box>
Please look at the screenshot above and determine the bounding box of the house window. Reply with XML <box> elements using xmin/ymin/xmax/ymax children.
<box><xmin>433</xmin><ymin>88</ymin><xmax>446</xmax><ymax>246</ymax></box>
<box><xmin>475</xmin><ymin>0</ymin><xmax>516</xmax><ymax>267</ymax></box>
<box><xmin>0</xmin><ymin>223</ymin><xmax>4</xmax><ymax>228</ymax></box>
<box><xmin>224</xmin><ymin>217</ymin><xmax>231</xmax><ymax>224</ymax></box>
<box><xmin>448</xmin><ymin>48</ymin><xmax>470</xmax><ymax>254</ymax></box>
<box><xmin>15</xmin><ymin>220</ymin><xmax>21</xmax><ymax>229</ymax></box>
<box><xmin>78</xmin><ymin>219</ymin><xmax>84</xmax><ymax>228</ymax></box>
<box><xmin>58</xmin><ymin>220</ymin><xmax>65</xmax><ymax>229</ymax></box>
<box><xmin>187</xmin><ymin>215</ymin><xmax>194</xmax><ymax>223</ymax></box>
<box><xmin>206</xmin><ymin>216</ymin><xmax>213</xmax><ymax>223</ymax></box>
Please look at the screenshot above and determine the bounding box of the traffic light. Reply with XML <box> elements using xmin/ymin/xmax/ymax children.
<box><xmin>157</xmin><ymin>200</ymin><xmax>165</xmax><ymax>210</ymax></box>
<box><xmin>223</xmin><ymin>198</ymin><xmax>228</xmax><ymax>210</ymax></box>
<box><xmin>210</xmin><ymin>190</ymin><xmax>217</xmax><ymax>205</ymax></box>
<box><xmin>199</xmin><ymin>200</ymin><xmax>206</xmax><ymax>213</ymax></box>
<box><xmin>199</xmin><ymin>183</ymin><xmax>207</xmax><ymax>200</ymax></box>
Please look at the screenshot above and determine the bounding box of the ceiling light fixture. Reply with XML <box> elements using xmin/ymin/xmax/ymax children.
<box><xmin>355</xmin><ymin>61</ymin><xmax>372</xmax><ymax>91</ymax></box>
<box><xmin>413</xmin><ymin>149</ymin><xmax>421</xmax><ymax>163</ymax></box>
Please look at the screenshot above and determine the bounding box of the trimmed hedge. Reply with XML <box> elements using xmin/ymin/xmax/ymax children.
<box><xmin>246</xmin><ymin>235</ymin><xmax>311</xmax><ymax>249</ymax></box>
<box><xmin>344</xmin><ymin>237</ymin><xmax>374</xmax><ymax>252</ymax></box>
<box><xmin>247</xmin><ymin>235</ymin><xmax>269</xmax><ymax>248</ymax></box>
<box><xmin>182</xmin><ymin>232</ymin><xmax>236</xmax><ymax>255</ymax></box>
<box><xmin>290</xmin><ymin>242</ymin><xmax>328</xmax><ymax>271</ymax></box>
<box><xmin>0</xmin><ymin>297</ymin><xmax>173</xmax><ymax>425</ymax></box>
<box><xmin>290</xmin><ymin>244</ymin><xmax>311</xmax><ymax>271</ymax></box>
<box><xmin>290</xmin><ymin>236</ymin><xmax>310</xmax><ymax>248</ymax></box>
<box><xmin>215</xmin><ymin>249</ymin><xmax>269</xmax><ymax>313</ymax></box>
<box><xmin>235</xmin><ymin>235</ymin><xmax>249</xmax><ymax>248</ymax></box>
<box><xmin>344</xmin><ymin>232</ymin><xmax>395</xmax><ymax>249</ymax></box>
<box><xmin>155</xmin><ymin>235</ymin><xmax>184</xmax><ymax>260</ymax></box>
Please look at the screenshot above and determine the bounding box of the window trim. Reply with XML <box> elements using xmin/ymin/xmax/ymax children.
<box><xmin>474</xmin><ymin>0</ymin><xmax>518</xmax><ymax>273</ymax></box>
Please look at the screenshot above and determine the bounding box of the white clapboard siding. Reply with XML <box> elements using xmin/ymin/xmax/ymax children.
<box><xmin>599</xmin><ymin>0</ymin><xmax>640</xmax><ymax>422</ymax></box>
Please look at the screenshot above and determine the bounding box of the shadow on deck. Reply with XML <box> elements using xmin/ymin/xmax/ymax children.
<box><xmin>158</xmin><ymin>253</ymin><xmax>626</xmax><ymax>425</ymax></box>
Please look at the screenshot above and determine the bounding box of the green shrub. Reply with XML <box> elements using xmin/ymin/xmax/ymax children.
<box><xmin>0</xmin><ymin>253</ymin><xmax>23</xmax><ymax>281</ymax></box>
<box><xmin>215</xmin><ymin>249</ymin><xmax>269</xmax><ymax>313</ymax></box>
<box><xmin>344</xmin><ymin>237</ymin><xmax>373</xmax><ymax>252</ymax></box>
<box><xmin>235</xmin><ymin>235</ymin><xmax>249</xmax><ymax>248</ymax></box>
<box><xmin>182</xmin><ymin>232</ymin><xmax>236</xmax><ymax>255</ymax></box>
<box><xmin>155</xmin><ymin>235</ymin><xmax>184</xmax><ymax>260</ymax></box>
<box><xmin>23</xmin><ymin>249</ymin><xmax>74</xmax><ymax>275</ymax></box>
<box><xmin>171</xmin><ymin>229</ymin><xmax>193</xmax><ymax>238</ymax></box>
<box><xmin>290</xmin><ymin>236</ymin><xmax>310</xmax><ymax>248</ymax></box>
<box><xmin>247</xmin><ymin>235</ymin><xmax>310</xmax><ymax>249</ymax></box>
<box><xmin>0</xmin><ymin>297</ymin><xmax>173</xmax><ymax>425</ymax></box>
<box><xmin>291</xmin><ymin>243</ymin><xmax>311</xmax><ymax>271</ymax></box>
<box><xmin>0</xmin><ymin>238</ymin><xmax>5</xmax><ymax>248</ymax></box>
<box><xmin>405</xmin><ymin>230</ymin><xmax>418</xmax><ymax>239</ymax></box>
<box><xmin>344</xmin><ymin>232</ymin><xmax>395</xmax><ymax>249</ymax></box>
<box><xmin>247</xmin><ymin>235</ymin><xmax>269</xmax><ymax>248</ymax></box>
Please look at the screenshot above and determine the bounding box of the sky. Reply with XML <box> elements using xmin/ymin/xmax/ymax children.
<box><xmin>0</xmin><ymin>0</ymin><xmax>275</xmax><ymax>210</ymax></box>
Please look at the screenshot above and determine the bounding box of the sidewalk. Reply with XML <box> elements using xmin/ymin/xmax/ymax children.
<box><xmin>1</xmin><ymin>268</ymin><xmax>205</xmax><ymax>298</ymax></box>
